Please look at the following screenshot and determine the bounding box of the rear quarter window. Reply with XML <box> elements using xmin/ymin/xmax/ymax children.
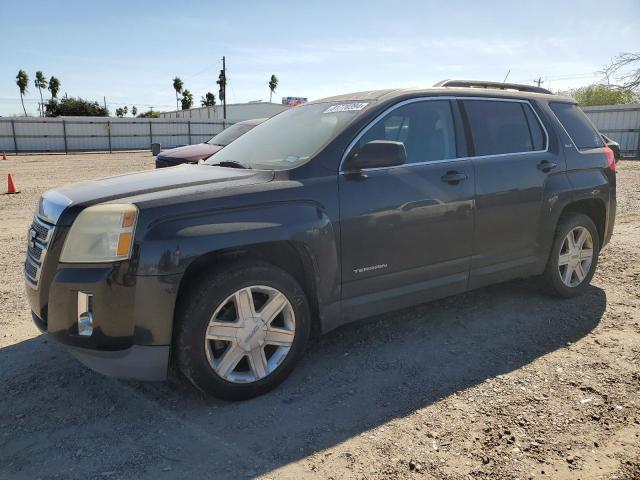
<box><xmin>549</xmin><ymin>102</ymin><xmax>604</xmax><ymax>150</ymax></box>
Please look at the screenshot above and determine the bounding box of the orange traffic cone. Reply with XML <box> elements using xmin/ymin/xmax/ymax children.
<box><xmin>5</xmin><ymin>174</ymin><xmax>19</xmax><ymax>194</ymax></box>
<box><xmin>2</xmin><ymin>152</ymin><xmax>7</xmax><ymax>160</ymax></box>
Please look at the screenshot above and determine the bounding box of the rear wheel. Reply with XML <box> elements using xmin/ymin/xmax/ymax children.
<box><xmin>542</xmin><ymin>213</ymin><xmax>600</xmax><ymax>297</ymax></box>
<box><xmin>174</xmin><ymin>261</ymin><xmax>311</xmax><ymax>400</ymax></box>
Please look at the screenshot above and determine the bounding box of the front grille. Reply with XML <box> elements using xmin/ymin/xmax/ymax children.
<box><xmin>24</xmin><ymin>216</ymin><xmax>55</xmax><ymax>288</ymax></box>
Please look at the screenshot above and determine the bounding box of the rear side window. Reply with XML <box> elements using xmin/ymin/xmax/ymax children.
<box><xmin>549</xmin><ymin>102</ymin><xmax>604</xmax><ymax>150</ymax></box>
<box><xmin>462</xmin><ymin>100</ymin><xmax>546</xmax><ymax>156</ymax></box>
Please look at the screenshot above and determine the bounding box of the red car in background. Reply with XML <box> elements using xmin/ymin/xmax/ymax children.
<box><xmin>155</xmin><ymin>118</ymin><xmax>266</xmax><ymax>168</ymax></box>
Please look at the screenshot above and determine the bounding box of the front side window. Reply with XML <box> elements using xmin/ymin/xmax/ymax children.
<box><xmin>463</xmin><ymin>100</ymin><xmax>546</xmax><ymax>156</ymax></box>
<box><xmin>549</xmin><ymin>102</ymin><xmax>604</xmax><ymax>150</ymax></box>
<box><xmin>353</xmin><ymin>100</ymin><xmax>457</xmax><ymax>164</ymax></box>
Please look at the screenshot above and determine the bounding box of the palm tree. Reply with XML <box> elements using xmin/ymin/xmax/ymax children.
<box><xmin>181</xmin><ymin>89</ymin><xmax>194</xmax><ymax>110</ymax></box>
<box><xmin>132</xmin><ymin>106</ymin><xmax>137</xmax><ymax>116</ymax></box>
<box><xmin>268</xmin><ymin>74</ymin><xmax>279</xmax><ymax>103</ymax></box>
<box><xmin>16</xmin><ymin>70</ymin><xmax>29</xmax><ymax>116</ymax></box>
<box><xmin>172</xmin><ymin>77</ymin><xmax>183</xmax><ymax>111</ymax></box>
<box><xmin>123</xmin><ymin>106</ymin><xmax>128</xmax><ymax>116</ymax></box>
<box><xmin>201</xmin><ymin>92</ymin><xmax>216</xmax><ymax>107</ymax></box>
<box><xmin>48</xmin><ymin>76</ymin><xmax>61</xmax><ymax>99</ymax></box>
<box><xmin>34</xmin><ymin>71</ymin><xmax>48</xmax><ymax>117</ymax></box>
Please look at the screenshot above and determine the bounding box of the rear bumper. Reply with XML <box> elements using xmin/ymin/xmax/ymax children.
<box><xmin>67</xmin><ymin>344</ymin><xmax>170</xmax><ymax>381</ymax></box>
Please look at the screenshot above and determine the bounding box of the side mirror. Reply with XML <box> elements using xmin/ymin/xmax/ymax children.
<box><xmin>344</xmin><ymin>140</ymin><xmax>406</xmax><ymax>172</ymax></box>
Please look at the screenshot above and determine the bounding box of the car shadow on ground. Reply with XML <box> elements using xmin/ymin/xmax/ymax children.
<box><xmin>1</xmin><ymin>281</ymin><xmax>606</xmax><ymax>479</ymax></box>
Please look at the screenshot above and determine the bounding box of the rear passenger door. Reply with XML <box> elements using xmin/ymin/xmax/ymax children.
<box><xmin>461</xmin><ymin>98</ymin><xmax>556</xmax><ymax>288</ymax></box>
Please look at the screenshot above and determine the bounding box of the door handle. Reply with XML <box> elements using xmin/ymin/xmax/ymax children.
<box><xmin>441</xmin><ymin>171</ymin><xmax>468</xmax><ymax>184</ymax></box>
<box><xmin>537</xmin><ymin>160</ymin><xmax>558</xmax><ymax>172</ymax></box>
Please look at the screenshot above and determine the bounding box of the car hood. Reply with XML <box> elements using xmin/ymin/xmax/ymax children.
<box><xmin>157</xmin><ymin>143</ymin><xmax>224</xmax><ymax>162</ymax></box>
<box><xmin>41</xmin><ymin>164</ymin><xmax>273</xmax><ymax>225</ymax></box>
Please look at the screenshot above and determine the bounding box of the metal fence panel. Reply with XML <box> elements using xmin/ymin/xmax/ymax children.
<box><xmin>0</xmin><ymin>117</ymin><xmax>228</xmax><ymax>154</ymax></box>
<box><xmin>583</xmin><ymin>104</ymin><xmax>640</xmax><ymax>158</ymax></box>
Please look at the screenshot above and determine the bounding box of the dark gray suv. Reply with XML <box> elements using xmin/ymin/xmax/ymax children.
<box><xmin>25</xmin><ymin>80</ymin><xmax>616</xmax><ymax>400</ymax></box>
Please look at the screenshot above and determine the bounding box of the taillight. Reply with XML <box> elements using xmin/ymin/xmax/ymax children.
<box><xmin>604</xmin><ymin>146</ymin><xmax>615</xmax><ymax>172</ymax></box>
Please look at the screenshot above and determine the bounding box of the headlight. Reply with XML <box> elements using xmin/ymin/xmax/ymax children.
<box><xmin>60</xmin><ymin>204</ymin><xmax>138</xmax><ymax>263</ymax></box>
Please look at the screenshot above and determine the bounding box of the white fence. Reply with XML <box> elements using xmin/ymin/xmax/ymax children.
<box><xmin>2</xmin><ymin>103</ymin><xmax>638</xmax><ymax>157</ymax></box>
<box><xmin>583</xmin><ymin>104</ymin><xmax>640</xmax><ymax>158</ymax></box>
<box><xmin>0</xmin><ymin>117</ymin><xmax>230</xmax><ymax>154</ymax></box>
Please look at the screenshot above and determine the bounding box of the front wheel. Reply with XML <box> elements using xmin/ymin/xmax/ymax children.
<box><xmin>174</xmin><ymin>261</ymin><xmax>311</xmax><ymax>400</ymax></box>
<box><xmin>542</xmin><ymin>213</ymin><xmax>600</xmax><ymax>297</ymax></box>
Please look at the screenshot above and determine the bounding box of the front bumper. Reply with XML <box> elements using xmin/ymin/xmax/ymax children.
<box><xmin>28</xmin><ymin>263</ymin><xmax>181</xmax><ymax>381</ymax></box>
<box><xmin>68</xmin><ymin>344</ymin><xmax>170</xmax><ymax>381</ymax></box>
<box><xmin>155</xmin><ymin>156</ymin><xmax>194</xmax><ymax>168</ymax></box>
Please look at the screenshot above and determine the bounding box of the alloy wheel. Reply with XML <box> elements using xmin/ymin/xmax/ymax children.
<box><xmin>557</xmin><ymin>226</ymin><xmax>594</xmax><ymax>288</ymax></box>
<box><xmin>204</xmin><ymin>285</ymin><xmax>296</xmax><ymax>383</ymax></box>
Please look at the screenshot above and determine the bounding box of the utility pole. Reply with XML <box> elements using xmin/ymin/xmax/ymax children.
<box><xmin>103</xmin><ymin>96</ymin><xmax>107</xmax><ymax>111</ymax></box>
<box><xmin>534</xmin><ymin>77</ymin><xmax>544</xmax><ymax>88</ymax></box>
<box><xmin>222</xmin><ymin>56</ymin><xmax>227</xmax><ymax>121</ymax></box>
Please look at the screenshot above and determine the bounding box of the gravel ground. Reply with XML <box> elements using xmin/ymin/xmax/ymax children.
<box><xmin>1</xmin><ymin>152</ymin><xmax>639</xmax><ymax>480</ymax></box>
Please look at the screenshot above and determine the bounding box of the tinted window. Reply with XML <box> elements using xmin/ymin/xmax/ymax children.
<box><xmin>355</xmin><ymin>100</ymin><xmax>456</xmax><ymax>164</ymax></box>
<box><xmin>550</xmin><ymin>102</ymin><xmax>604</xmax><ymax>150</ymax></box>
<box><xmin>463</xmin><ymin>100</ymin><xmax>545</xmax><ymax>156</ymax></box>
<box><xmin>523</xmin><ymin>105</ymin><xmax>546</xmax><ymax>150</ymax></box>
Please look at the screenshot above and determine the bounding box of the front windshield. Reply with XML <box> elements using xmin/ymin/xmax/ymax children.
<box><xmin>204</xmin><ymin>102</ymin><xmax>369</xmax><ymax>169</ymax></box>
<box><xmin>206</xmin><ymin>123</ymin><xmax>256</xmax><ymax>146</ymax></box>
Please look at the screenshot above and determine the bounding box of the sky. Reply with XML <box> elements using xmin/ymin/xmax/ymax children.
<box><xmin>0</xmin><ymin>0</ymin><xmax>638</xmax><ymax>117</ymax></box>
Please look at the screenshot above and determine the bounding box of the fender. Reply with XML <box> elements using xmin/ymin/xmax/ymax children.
<box><xmin>135</xmin><ymin>199</ymin><xmax>340</xmax><ymax>318</ymax></box>
<box><xmin>538</xmin><ymin>168</ymin><xmax>611</xmax><ymax>271</ymax></box>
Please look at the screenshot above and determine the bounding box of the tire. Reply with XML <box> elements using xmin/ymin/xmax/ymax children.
<box><xmin>174</xmin><ymin>260</ymin><xmax>311</xmax><ymax>400</ymax></box>
<box><xmin>542</xmin><ymin>213</ymin><xmax>600</xmax><ymax>298</ymax></box>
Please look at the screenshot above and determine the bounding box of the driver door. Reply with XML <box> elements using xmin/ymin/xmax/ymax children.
<box><xmin>338</xmin><ymin>99</ymin><xmax>475</xmax><ymax>320</ymax></box>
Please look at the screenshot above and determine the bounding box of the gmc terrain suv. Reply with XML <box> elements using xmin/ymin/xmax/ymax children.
<box><xmin>25</xmin><ymin>80</ymin><xmax>616</xmax><ymax>400</ymax></box>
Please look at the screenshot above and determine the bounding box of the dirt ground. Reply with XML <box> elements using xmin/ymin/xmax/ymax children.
<box><xmin>1</xmin><ymin>152</ymin><xmax>638</xmax><ymax>480</ymax></box>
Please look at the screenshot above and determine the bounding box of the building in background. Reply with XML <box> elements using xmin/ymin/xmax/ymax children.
<box><xmin>159</xmin><ymin>102</ymin><xmax>290</xmax><ymax>121</ymax></box>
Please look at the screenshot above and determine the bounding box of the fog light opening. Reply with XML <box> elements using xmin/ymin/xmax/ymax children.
<box><xmin>77</xmin><ymin>291</ymin><xmax>94</xmax><ymax>337</ymax></box>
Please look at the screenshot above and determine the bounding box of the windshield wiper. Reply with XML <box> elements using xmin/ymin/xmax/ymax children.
<box><xmin>209</xmin><ymin>160</ymin><xmax>249</xmax><ymax>169</ymax></box>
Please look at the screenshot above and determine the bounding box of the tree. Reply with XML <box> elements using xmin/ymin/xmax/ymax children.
<box><xmin>115</xmin><ymin>107</ymin><xmax>124</xmax><ymax>118</ymax></box>
<box><xmin>44</xmin><ymin>97</ymin><xmax>109</xmax><ymax>117</ymax></box>
<box><xmin>566</xmin><ymin>84</ymin><xmax>639</xmax><ymax>106</ymax></box>
<box><xmin>123</xmin><ymin>106</ymin><xmax>128</xmax><ymax>116</ymax></box>
<box><xmin>268</xmin><ymin>74</ymin><xmax>279</xmax><ymax>103</ymax></box>
<box><xmin>137</xmin><ymin>109</ymin><xmax>160</xmax><ymax>118</ymax></box>
<box><xmin>172</xmin><ymin>77</ymin><xmax>183</xmax><ymax>111</ymax></box>
<box><xmin>34</xmin><ymin>71</ymin><xmax>48</xmax><ymax>117</ymax></box>
<box><xmin>601</xmin><ymin>52</ymin><xmax>640</xmax><ymax>90</ymax></box>
<box><xmin>48</xmin><ymin>76</ymin><xmax>61</xmax><ymax>99</ymax></box>
<box><xmin>201</xmin><ymin>92</ymin><xmax>216</xmax><ymax>107</ymax></box>
<box><xmin>131</xmin><ymin>106</ymin><xmax>137</xmax><ymax>116</ymax></box>
<box><xmin>16</xmin><ymin>70</ymin><xmax>29</xmax><ymax>116</ymax></box>
<box><xmin>181</xmin><ymin>89</ymin><xmax>194</xmax><ymax>110</ymax></box>
<box><xmin>217</xmin><ymin>70</ymin><xmax>227</xmax><ymax>103</ymax></box>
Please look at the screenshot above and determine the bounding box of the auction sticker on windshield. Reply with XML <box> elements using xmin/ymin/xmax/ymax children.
<box><xmin>323</xmin><ymin>102</ymin><xmax>368</xmax><ymax>113</ymax></box>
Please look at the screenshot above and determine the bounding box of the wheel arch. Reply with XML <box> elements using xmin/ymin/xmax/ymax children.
<box><xmin>174</xmin><ymin>240</ymin><xmax>323</xmax><ymax>338</ymax></box>
<box><xmin>558</xmin><ymin>198</ymin><xmax>607</xmax><ymax>247</ymax></box>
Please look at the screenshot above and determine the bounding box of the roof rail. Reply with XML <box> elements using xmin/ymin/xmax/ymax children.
<box><xmin>434</xmin><ymin>79</ymin><xmax>553</xmax><ymax>95</ymax></box>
